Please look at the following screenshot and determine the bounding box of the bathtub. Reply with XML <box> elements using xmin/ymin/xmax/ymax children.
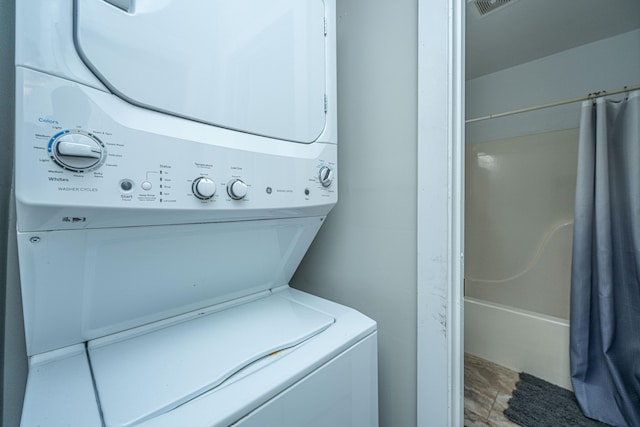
<box><xmin>464</xmin><ymin>296</ymin><xmax>571</xmax><ymax>389</ymax></box>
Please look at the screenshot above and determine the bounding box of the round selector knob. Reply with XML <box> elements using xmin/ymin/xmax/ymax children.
<box><xmin>192</xmin><ymin>177</ymin><xmax>216</xmax><ymax>200</ymax></box>
<box><xmin>227</xmin><ymin>179</ymin><xmax>248</xmax><ymax>200</ymax></box>
<box><xmin>49</xmin><ymin>131</ymin><xmax>105</xmax><ymax>172</ymax></box>
<box><xmin>318</xmin><ymin>165</ymin><xmax>334</xmax><ymax>187</ymax></box>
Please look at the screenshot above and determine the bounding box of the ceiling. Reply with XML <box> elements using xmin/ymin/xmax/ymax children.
<box><xmin>466</xmin><ymin>0</ymin><xmax>640</xmax><ymax>79</ymax></box>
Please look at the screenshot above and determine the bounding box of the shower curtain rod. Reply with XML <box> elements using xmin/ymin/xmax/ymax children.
<box><xmin>465</xmin><ymin>84</ymin><xmax>640</xmax><ymax>124</ymax></box>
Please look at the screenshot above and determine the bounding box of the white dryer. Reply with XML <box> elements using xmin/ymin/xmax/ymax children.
<box><xmin>14</xmin><ymin>1</ymin><xmax>378</xmax><ymax>426</ymax></box>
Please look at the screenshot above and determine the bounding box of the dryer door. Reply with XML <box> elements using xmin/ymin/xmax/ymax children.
<box><xmin>75</xmin><ymin>0</ymin><xmax>327</xmax><ymax>143</ymax></box>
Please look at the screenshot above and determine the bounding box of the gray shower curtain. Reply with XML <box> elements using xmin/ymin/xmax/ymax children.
<box><xmin>571</xmin><ymin>90</ymin><xmax>640</xmax><ymax>427</ymax></box>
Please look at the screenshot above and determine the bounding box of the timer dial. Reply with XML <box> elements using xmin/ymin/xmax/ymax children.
<box><xmin>318</xmin><ymin>165</ymin><xmax>334</xmax><ymax>187</ymax></box>
<box><xmin>192</xmin><ymin>177</ymin><xmax>216</xmax><ymax>200</ymax></box>
<box><xmin>49</xmin><ymin>131</ymin><xmax>105</xmax><ymax>172</ymax></box>
<box><xmin>227</xmin><ymin>179</ymin><xmax>248</xmax><ymax>200</ymax></box>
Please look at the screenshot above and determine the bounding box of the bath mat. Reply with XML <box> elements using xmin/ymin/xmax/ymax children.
<box><xmin>504</xmin><ymin>373</ymin><xmax>613</xmax><ymax>427</ymax></box>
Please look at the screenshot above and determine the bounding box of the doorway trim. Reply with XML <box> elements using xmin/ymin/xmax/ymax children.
<box><xmin>416</xmin><ymin>0</ymin><xmax>465</xmax><ymax>425</ymax></box>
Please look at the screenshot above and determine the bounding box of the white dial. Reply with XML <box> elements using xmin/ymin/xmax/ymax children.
<box><xmin>192</xmin><ymin>177</ymin><xmax>216</xmax><ymax>200</ymax></box>
<box><xmin>49</xmin><ymin>131</ymin><xmax>105</xmax><ymax>172</ymax></box>
<box><xmin>227</xmin><ymin>179</ymin><xmax>248</xmax><ymax>200</ymax></box>
<box><xmin>318</xmin><ymin>165</ymin><xmax>334</xmax><ymax>187</ymax></box>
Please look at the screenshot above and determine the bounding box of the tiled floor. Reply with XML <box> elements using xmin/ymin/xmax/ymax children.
<box><xmin>464</xmin><ymin>353</ymin><xmax>521</xmax><ymax>427</ymax></box>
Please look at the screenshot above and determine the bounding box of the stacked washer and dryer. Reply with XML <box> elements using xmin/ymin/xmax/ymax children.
<box><xmin>14</xmin><ymin>1</ymin><xmax>378</xmax><ymax>426</ymax></box>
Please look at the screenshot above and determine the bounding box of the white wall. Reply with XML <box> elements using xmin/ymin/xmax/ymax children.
<box><xmin>466</xmin><ymin>29</ymin><xmax>640</xmax><ymax>144</ymax></box>
<box><xmin>1</xmin><ymin>1</ymin><xmax>28</xmax><ymax>426</ymax></box>
<box><xmin>291</xmin><ymin>0</ymin><xmax>419</xmax><ymax>425</ymax></box>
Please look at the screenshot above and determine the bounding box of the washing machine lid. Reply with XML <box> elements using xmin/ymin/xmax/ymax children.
<box><xmin>75</xmin><ymin>0</ymin><xmax>327</xmax><ymax>143</ymax></box>
<box><xmin>88</xmin><ymin>294</ymin><xmax>334</xmax><ymax>427</ymax></box>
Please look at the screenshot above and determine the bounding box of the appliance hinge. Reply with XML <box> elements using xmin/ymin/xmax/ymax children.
<box><xmin>324</xmin><ymin>95</ymin><xmax>328</xmax><ymax>113</ymax></box>
<box><xmin>324</xmin><ymin>18</ymin><xmax>327</xmax><ymax>36</ymax></box>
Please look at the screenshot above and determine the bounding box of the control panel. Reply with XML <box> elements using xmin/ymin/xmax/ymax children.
<box><xmin>15</xmin><ymin>68</ymin><xmax>337</xmax><ymax>231</ymax></box>
<box><xmin>32</xmin><ymin>129</ymin><xmax>335</xmax><ymax>207</ymax></box>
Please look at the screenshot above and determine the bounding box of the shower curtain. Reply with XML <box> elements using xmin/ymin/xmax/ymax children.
<box><xmin>571</xmin><ymin>90</ymin><xmax>640</xmax><ymax>427</ymax></box>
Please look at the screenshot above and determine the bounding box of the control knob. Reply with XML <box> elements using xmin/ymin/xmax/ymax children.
<box><xmin>318</xmin><ymin>165</ymin><xmax>334</xmax><ymax>187</ymax></box>
<box><xmin>227</xmin><ymin>179</ymin><xmax>248</xmax><ymax>200</ymax></box>
<box><xmin>192</xmin><ymin>177</ymin><xmax>216</xmax><ymax>200</ymax></box>
<box><xmin>49</xmin><ymin>131</ymin><xmax>105</xmax><ymax>172</ymax></box>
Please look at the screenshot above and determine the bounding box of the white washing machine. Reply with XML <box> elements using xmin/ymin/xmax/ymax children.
<box><xmin>14</xmin><ymin>1</ymin><xmax>378</xmax><ymax>426</ymax></box>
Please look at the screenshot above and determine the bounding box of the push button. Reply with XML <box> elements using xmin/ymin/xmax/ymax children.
<box><xmin>120</xmin><ymin>179</ymin><xmax>134</xmax><ymax>192</ymax></box>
